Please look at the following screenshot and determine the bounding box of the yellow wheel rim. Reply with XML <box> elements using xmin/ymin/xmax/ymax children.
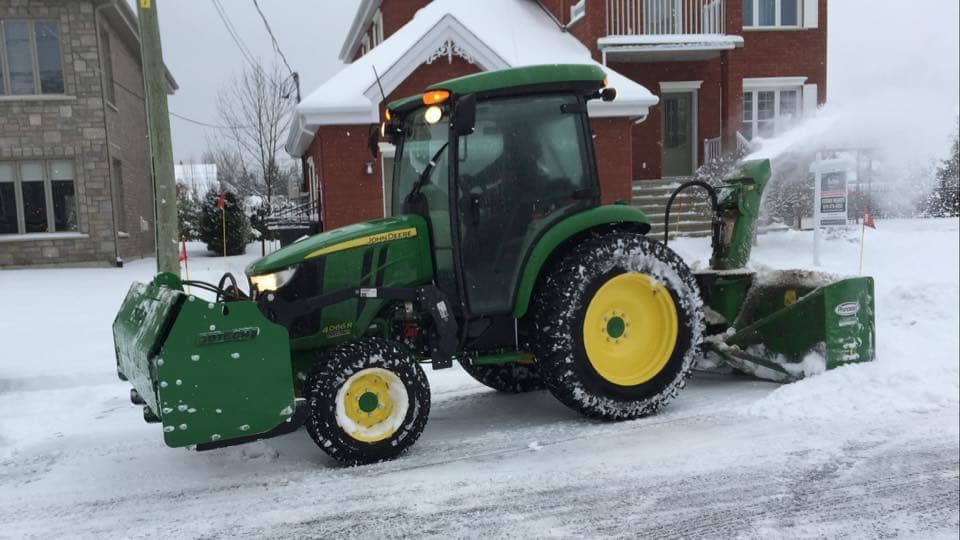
<box><xmin>582</xmin><ymin>272</ymin><xmax>679</xmax><ymax>386</ymax></box>
<box><xmin>335</xmin><ymin>368</ymin><xmax>408</xmax><ymax>443</ymax></box>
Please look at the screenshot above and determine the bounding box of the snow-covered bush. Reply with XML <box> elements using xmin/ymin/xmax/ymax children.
<box><xmin>177</xmin><ymin>192</ymin><xmax>202</xmax><ymax>241</ymax></box>
<box><xmin>199</xmin><ymin>190</ymin><xmax>251</xmax><ymax>256</ymax></box>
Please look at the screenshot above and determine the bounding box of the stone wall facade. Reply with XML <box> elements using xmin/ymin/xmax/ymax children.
<box><xmin>0</xmin><ymin>0</ymin><xmax>157</xmax><ymax>267</ymax></box>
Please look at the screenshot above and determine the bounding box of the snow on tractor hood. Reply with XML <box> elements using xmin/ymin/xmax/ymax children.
<box><xmin>286</xmin><ymin>0</ymin><xmax>658</xmax><ymax>157</ymax></box>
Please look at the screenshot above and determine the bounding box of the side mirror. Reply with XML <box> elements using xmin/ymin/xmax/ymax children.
<box><xmin>367</xmin><ymin>124</ymin><xmax>379</xmax><ymax>159</ymax></box>
<box><xmin>451</xmin><ymin>93</ymin><xmax>476</xmax><ymax>136</ymax></box>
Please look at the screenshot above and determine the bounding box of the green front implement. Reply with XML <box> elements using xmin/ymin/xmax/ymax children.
<box><xmin>113</xmin><ymin>273</ymin><xmax>295</xmax><ymax>447</ymax></box>
<box><xmin>682</xmin><ymin>159</ymin><xmax>877</xmax><ymax>382</ymax></box>
<box><xmin>702</xmin><ymin>272</ymin><xmax>876</xmax><ymax>382</ymax></box>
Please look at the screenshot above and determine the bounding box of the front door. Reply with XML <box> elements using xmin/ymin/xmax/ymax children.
<box><xmin>661</xmin><ymin>92</ymin><xmax>695</xmax><ymax>177</ymax></box>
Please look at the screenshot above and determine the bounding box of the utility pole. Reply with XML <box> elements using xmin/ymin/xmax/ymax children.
<box><xmin>291</xmin><ymin>72</ymin><xmax>317</xmax><ymax>231</ymax></box>
<box><xmin>138</xmin><ymin>0</ymin><xmax>179</xmax><ymax>274</ymax></box>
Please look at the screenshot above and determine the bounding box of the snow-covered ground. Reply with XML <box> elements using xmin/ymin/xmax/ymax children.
<box><xmin>1</xmin><ymin>220</ymin><xmax>957</xmax><ymax>538</ymax></box>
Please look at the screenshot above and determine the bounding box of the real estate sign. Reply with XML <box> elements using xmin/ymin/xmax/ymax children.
<box><xmin>810</xmin><ymin>156</ymin><xmax>853</xmax><ymax>265</ymax></box>
<box><xmin>811</xmin><ymin>157</ymin><xmax>850</xmax><ymax>227</ymax></box>
<box><xmin>818</xmin><ymin>170</ymin><xmax>848</xmax><ymax>226</ymax></box>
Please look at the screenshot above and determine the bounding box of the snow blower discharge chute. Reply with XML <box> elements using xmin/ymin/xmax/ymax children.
<box><xmin>112</xmin><ymin>65</ymin><xmax>876</xmax><ymax>465</ymax></box>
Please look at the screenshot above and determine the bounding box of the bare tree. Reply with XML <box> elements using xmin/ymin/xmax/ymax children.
<box><xmin>214</xmin><ymin>60</ymin><xmax>294</xmax><ymax>206</ymax></box>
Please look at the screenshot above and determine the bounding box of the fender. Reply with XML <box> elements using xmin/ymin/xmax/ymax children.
<box><xmin>512</xmin><ymin>205</ymin><xmax>651</xmax><ymax>318</ymax></box>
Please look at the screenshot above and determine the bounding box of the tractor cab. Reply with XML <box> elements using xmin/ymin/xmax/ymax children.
<box><xmin>380</xmin><ymin>65</ymin><xmax>613</xmax><ymax>321</ymax></box>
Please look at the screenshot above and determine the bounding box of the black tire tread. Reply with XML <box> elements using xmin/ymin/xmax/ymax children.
<box><xmin>305</xmin><ymin>337</ymin><xmax>430</xmax><ymax>465</ymax></box>
<box><xmin>530</xmin><ymin>232</ymin><xmax>703</xmax><ymax>420</ymax></box>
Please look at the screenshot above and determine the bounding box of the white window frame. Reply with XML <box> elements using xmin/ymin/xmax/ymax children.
<box><xmin>742</xmin><ymin>0</ymin><xmax>802</xmax><ymax>29</ymax></box>
<box><xmin>360</xmin><ymin>34</ymin><xmax>371</xmax><ymax>56</ymax></box>
<box><xmin>370</xmin><ymin>9</ymin><xmax>384</xmax><ymax>47</ymax></box>
<box><xmin>0</xmin><ymin>159</ymin><xmax>78</xmax><ymax>235</ymax></box>
<box><xmin>741</xmin><ymin>85</ymin><xmax>802</xmax><ymax>140</ymax></box>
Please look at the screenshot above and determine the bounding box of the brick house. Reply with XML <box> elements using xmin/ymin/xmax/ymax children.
<box><xmin>0</xmin><ymin>0</ymin><xmax>176</xmax><ymax>267</ymax></box>
<box><xmin>286</xmin><ymin>0</ymin><xmax>825</xmax><ymax>231</ymax></box>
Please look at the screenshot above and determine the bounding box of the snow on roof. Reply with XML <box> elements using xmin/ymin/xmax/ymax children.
<box><xmin>287</xmin><ymin>0</ymin><xmax>658</xmax><ymax>157</ymax></box>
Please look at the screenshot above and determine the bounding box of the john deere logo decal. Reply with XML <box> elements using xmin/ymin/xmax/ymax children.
<box><xmin>197</xmin><ymin>327</ymin><xmax>260</xmax><ymax>346</ymax></box>
<box><xmin>306</xmin><ymin>228</ymin><xmax>418</xmax><ymax>258</ymax></box>
<box><xmin>322</xmin><ymin>321</ymin><xmax>353</xmax><ymax>338</ymax></box>
<box><xmin>835</xmin><ymin>302</ymin><xmax>860</xmax><ymax>317</ymax></box>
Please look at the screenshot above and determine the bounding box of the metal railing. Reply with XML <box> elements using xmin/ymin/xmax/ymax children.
<box><xmin>703</xmin><ymin>136</ymin><xmax>722</xmax><ymax>163</ymax></box>
<box><xmin>606</xmin><ymin>0</ymin><xmax>725</xmax><ymax>36</ymax></box>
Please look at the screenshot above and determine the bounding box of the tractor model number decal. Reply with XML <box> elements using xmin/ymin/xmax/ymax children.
<box><xmin>322</xmin><ymin>321</ymin><xmax>353</xmax><ymax>338</ymax></box>
<box><xmin>834</xmin><ymin>301</ymin><xmax>860</xmax><ymax>317</ymax></box>
<box><xmin>197</xmin><ymin>327</ymin><xmax>260</xmax><ymax>346</ymax></box>
<box><xmin>306</xmin><ymin>228</ymin><xmax>418</xmax><ymax>259</ymax></box>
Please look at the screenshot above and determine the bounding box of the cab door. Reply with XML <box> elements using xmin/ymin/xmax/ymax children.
<box><xmin>454</xmin><ymin>94</ymin><xmax>596</xmax><ymax>315</ymax></box>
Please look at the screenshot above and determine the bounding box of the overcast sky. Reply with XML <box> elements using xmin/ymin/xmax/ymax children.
<box><xmin>148</xmin><ymin>0</ymin><xmax>960</xmax><ymax>163</ymax></box>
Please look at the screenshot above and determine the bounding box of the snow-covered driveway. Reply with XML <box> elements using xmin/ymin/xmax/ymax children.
<box><xmin>1</xmin><ymin>219</ymin><xmax>957</xmax><ymax>538</ymax></box>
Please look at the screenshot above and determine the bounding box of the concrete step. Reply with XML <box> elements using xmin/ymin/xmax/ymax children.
<box><xmin>639</xmin><ymin>210</ymin><xmax>708</xmax><ymax>223</ymax></box>
<box><xmin>634</xmin><ymin>201</ymin><xmax>712</xmax><ymax>213</ymax></box>
<box><xmin>649</xmin><ymin>220</ymin><xmax>713</xmax><ymax>234</ymax></box>
<box><xmin>631</xmin><ymin>178</ymin><xmax>715</xmax><ymax>239</ymax></box>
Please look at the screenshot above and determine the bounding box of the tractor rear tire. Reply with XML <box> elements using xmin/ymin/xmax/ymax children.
<box><xmin>531</xmin><ymin>232</ymin><xmax>703</xmax><ymax>420</ymax></box>
<box><xmin>460</xmin><ymin>361</ymin><xmax>545</xmax><ymax>393</ymax></box>
<box><xmin>305</xmin><ymin>338</ymin><xmax>430</xmax><ymax>465</ymax></box>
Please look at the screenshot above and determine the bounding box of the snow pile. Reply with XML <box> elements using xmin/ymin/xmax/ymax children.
<box><xmin>675</xmin><ymin>218</ymin><xmax>960</xmax><ymax>422</ymax></box>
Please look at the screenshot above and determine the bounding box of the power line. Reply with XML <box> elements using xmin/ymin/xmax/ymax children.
<box><xmin>169</xmin><ymin>111</ymin><xmax>256</xmax><ymax>131</ymax></box>
<box><xmin>210</xmin><ymin>0</ymin><xmax>278</xmax><ymax>88</ymax></box>
<box><xmin>211</xmin><ymin>0</ymin><xmax>259</xmax><ymax>70</ymax></box>
<box><xmin>251</xmin><ymin>0</ymin><xmax>294</xmax><ymax>77</ymax></box>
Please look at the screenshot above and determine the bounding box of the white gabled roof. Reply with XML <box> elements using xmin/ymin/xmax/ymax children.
<box><xmin>287</xmin><ymin>0</ymin><xmax>658</xmax><ymax>157</ymax></box>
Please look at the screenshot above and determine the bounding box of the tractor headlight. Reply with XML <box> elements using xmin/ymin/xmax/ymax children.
<box><xmin>249</xmin><ymin>267</ymin><xmax>297</xmax><ymax>293</ymax></box>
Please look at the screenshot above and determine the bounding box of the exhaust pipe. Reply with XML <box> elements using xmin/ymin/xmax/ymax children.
<box><xmin>130</xmin><ymin>388</ymin><xmax>146</xmax><ymax>405</ymax></box>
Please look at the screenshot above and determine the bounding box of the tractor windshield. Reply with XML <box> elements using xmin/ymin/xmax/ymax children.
<box><xmin>392</xmin><ymin>106</ymin><xmax>450</xmax><ymax>216</ymax></box>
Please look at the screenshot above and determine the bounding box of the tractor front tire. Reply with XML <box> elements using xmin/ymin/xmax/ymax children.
<box><xmin>460</xmin><ymin>361</ymin><xmax>545</xmax><ymax>393</ymax></box>
<box><xmin>305</xmin><ymin>338</ymin><xmax>430</xmax><ymax>465</ymax></box>
<box><xmin>532</xmin><ymin>232</ymin><xmax>703</xmax><ymax>420</ymax></box>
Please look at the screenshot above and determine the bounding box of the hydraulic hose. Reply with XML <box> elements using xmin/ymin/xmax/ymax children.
<box><xmin>663</xmin><ymin>180</ymin><xmax>719</xmax><ymax>247</ymax></box>
<box><xmin>663</xmin><ymin>180</ymin><xmax>728</xmax><ymax>268</ymax></box>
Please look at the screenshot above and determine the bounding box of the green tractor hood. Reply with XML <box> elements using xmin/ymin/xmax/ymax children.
<box><xmin>246</xmin><ymin>215</ymin><xmax>430</xmax><ymax>276</ymax></box>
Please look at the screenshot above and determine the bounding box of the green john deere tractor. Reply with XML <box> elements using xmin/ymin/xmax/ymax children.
<box><xmin>114</xmin><ymin>65</ymin><xmax>875</xmax><ymax>465</ymax></box>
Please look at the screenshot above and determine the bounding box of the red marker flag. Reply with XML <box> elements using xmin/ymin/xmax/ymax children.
<box><xmin>215</xmin><ymin>192</ymin><xmax>226</xmax><ymax>209</ymax></box>
<box><xmin>178</xmin><ymin>236</ymin><xmax>188</xmax><ymax>262</ymax></box>
<box><xmin>863</xmin><ymin>211</ymin><xmax>876</xmax><ymax>229</ymax></box>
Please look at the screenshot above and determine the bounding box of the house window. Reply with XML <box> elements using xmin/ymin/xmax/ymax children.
<box><xmin>741</xmin><ymin>87</ymin><xmax>801</xmax><ymax>140</ymax></box>
<box><xmin>0</xmin><ymin>160</ymin><xmax>77</xmax><ymax>235</ymax></box>
<box><xmin>100</xmin><ymin>29</ymin><xmax>116</xmax><ymax>105</ymax></box>
<box><xmin>0</xmin><ymin>20</ymin><xmax>65</xmax><ymax>95</ymax></box>
<box><xmin>370</xmin><ymin>9</ymin><xmax>384</xmax><ymax>47</ymax></box>
<box><xmin>742</xmin><ymin>0</ymin><xmax>800</xmax><ymax>28</ymax></box>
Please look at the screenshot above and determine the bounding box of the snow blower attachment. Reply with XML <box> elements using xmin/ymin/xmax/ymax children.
<box><xmin>664</xmin><ymin>159</ymin><xmax>877</xmax><ymax>382</ymax></box>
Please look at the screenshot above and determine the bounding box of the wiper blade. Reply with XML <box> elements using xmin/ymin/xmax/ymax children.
<box><xmin>410</xmin><ymin>142</ymin><xmax>449</xmax><ymax>197</ymax></box>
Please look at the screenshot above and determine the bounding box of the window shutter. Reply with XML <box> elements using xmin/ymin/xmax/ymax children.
<box><xmin>803</xmin><ymin>0</ymin><xmax>819</xmax><ymax>28</ymax></box>
<box><xmin>802</xmin><ymin>84</ymin><xmax>818</xmax><ymax>116</ymax></box>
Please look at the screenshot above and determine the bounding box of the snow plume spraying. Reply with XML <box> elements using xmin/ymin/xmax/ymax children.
<box><xmin>743</xmin><ymin>0</ymin><xmax>960</xmax><ymax>219</ymax></box>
